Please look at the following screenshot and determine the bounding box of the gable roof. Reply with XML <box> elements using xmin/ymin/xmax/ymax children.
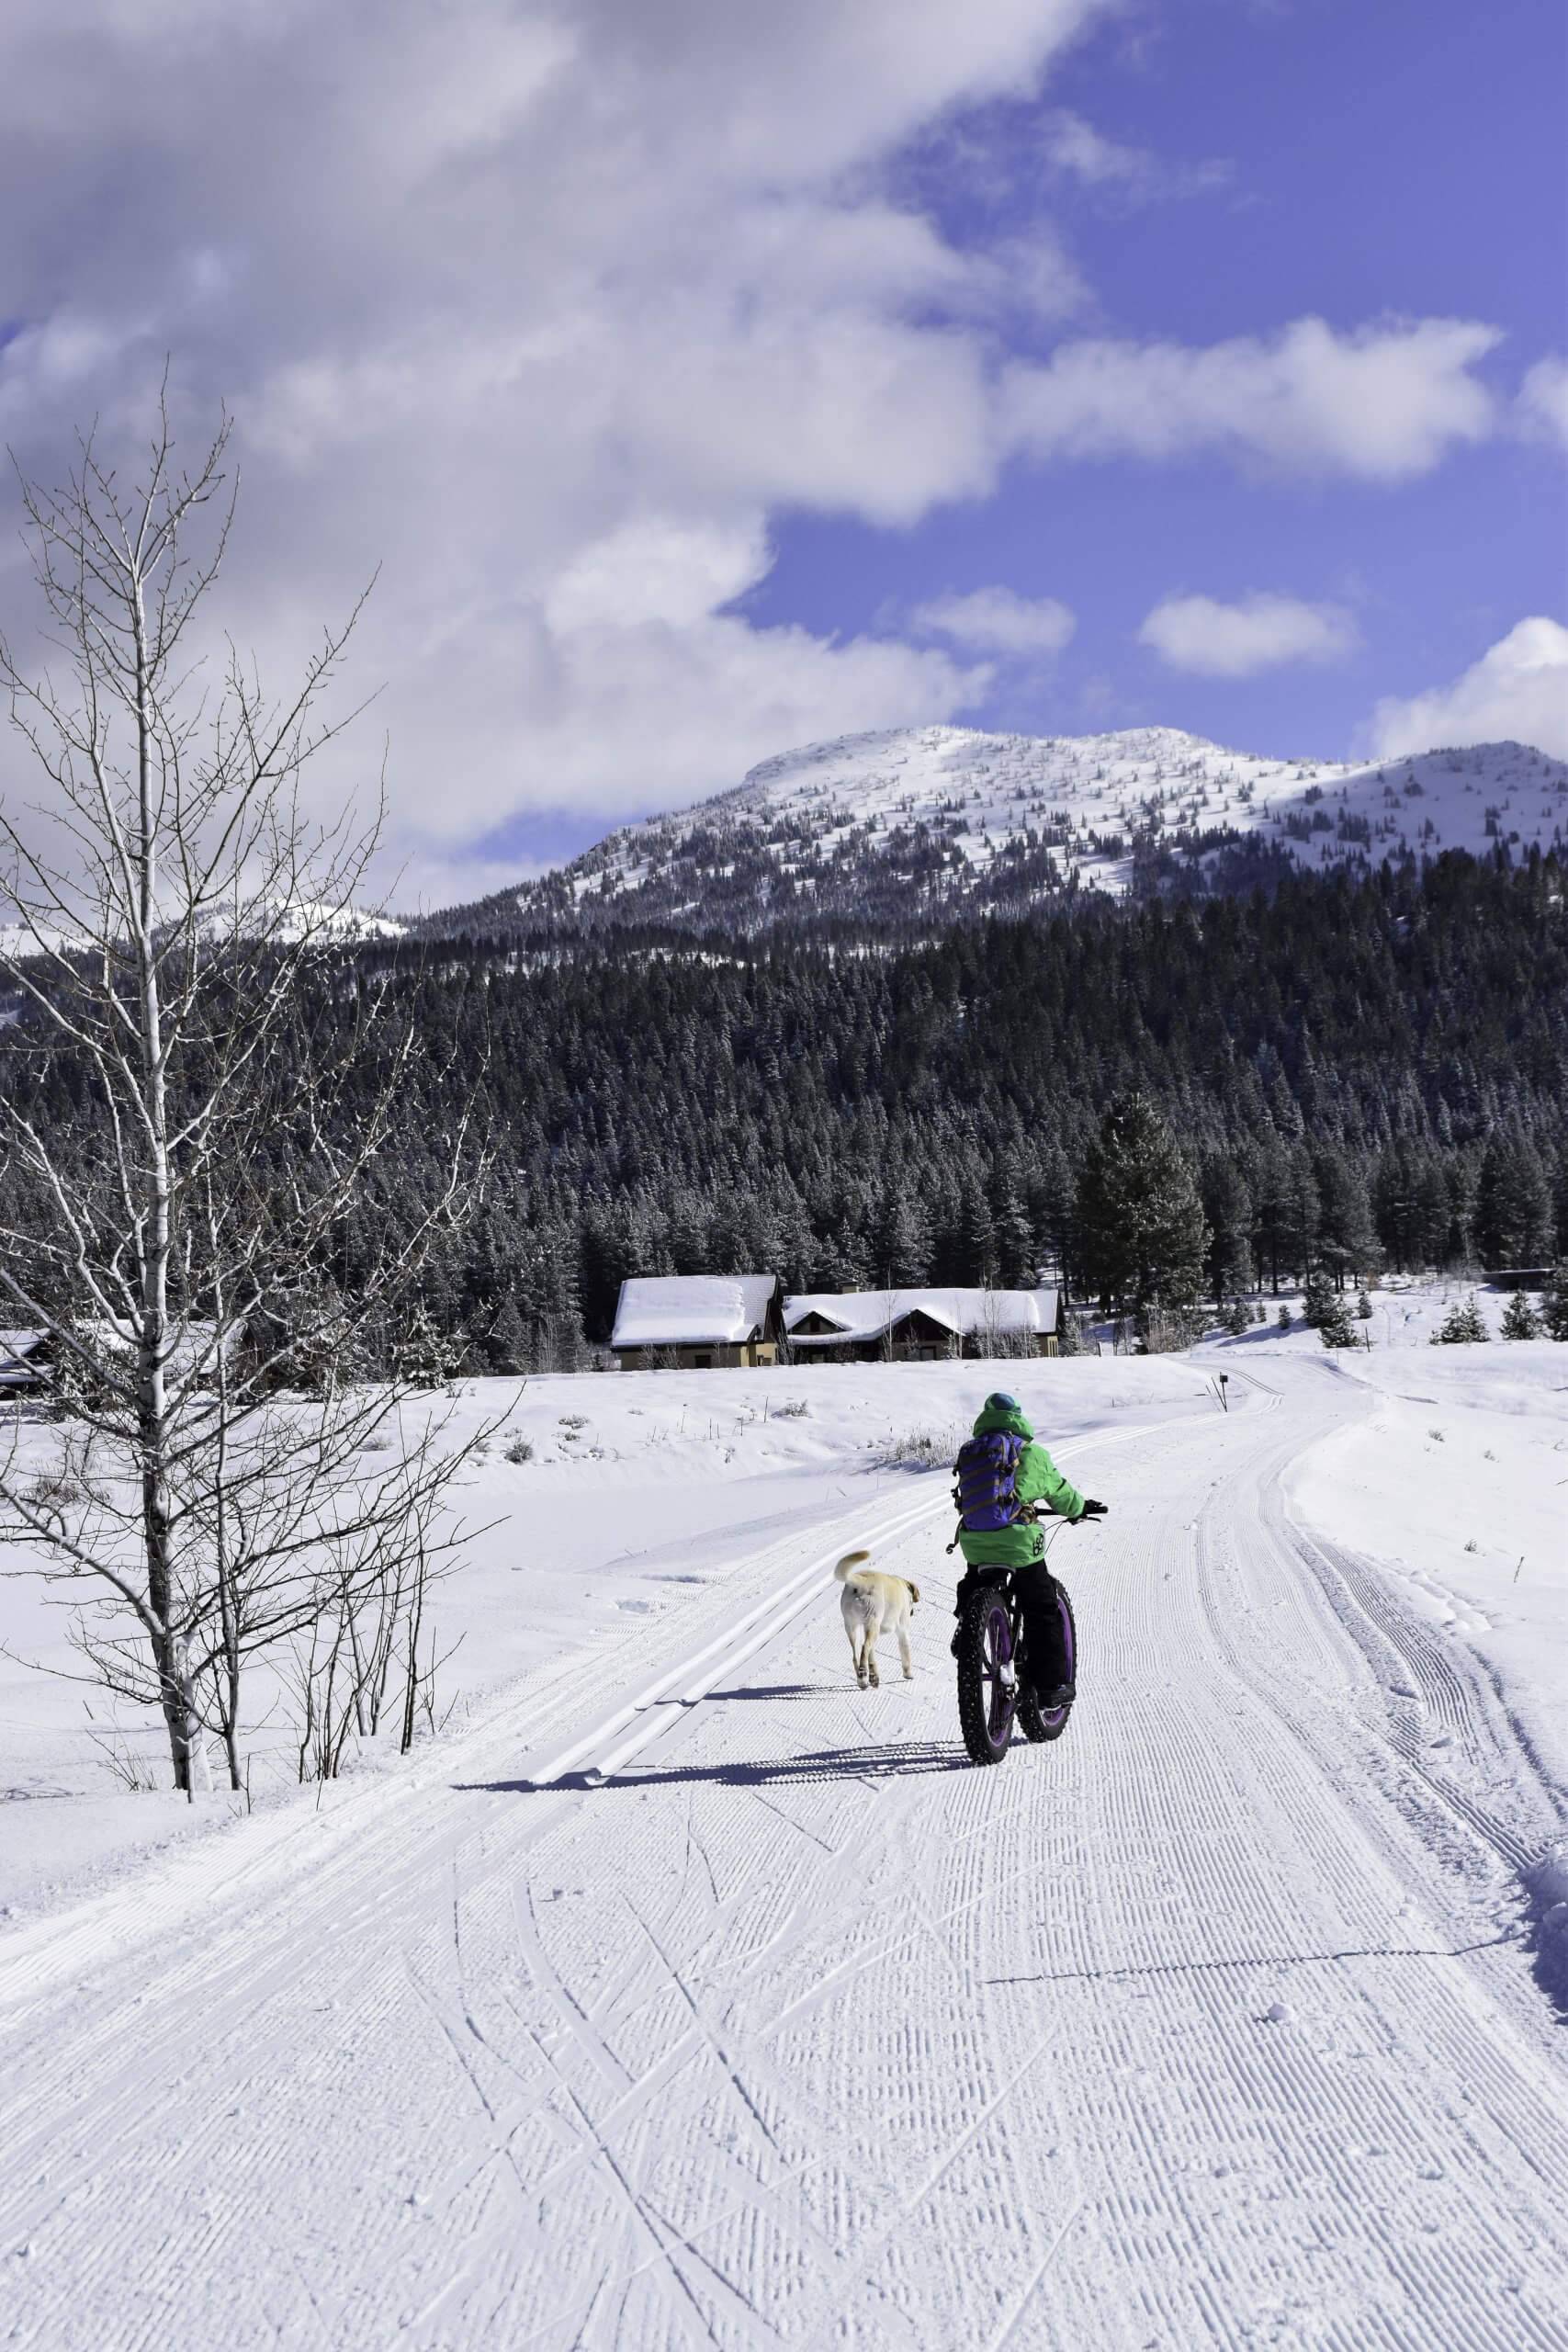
<box><xmin>784</xmin><ymin>1288</ymin><xmax>1059</xmax><ymax>1345</ymax></box>
<box><xmin>0</xmin><ymin>1329</ymin><xmax>51</xmax><ymax>1361</ymax></box>
<box><xmin>611</xmin><ymin>1274</ymin><xmax>780</xmax><ymax>1350</ymax></box>
<box><xmin>0</xmin><ymin>1329</ymin><xmax>51</xmax><ymax>1389</ymax></box>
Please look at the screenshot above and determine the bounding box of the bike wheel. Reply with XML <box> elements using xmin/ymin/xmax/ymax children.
<box><xmin>1018</xmin><ymin>1581</ymin><xmax>1077</xmax><ymax>1745</ymax></box>
<box><xmin>955</xmin><ymin>1584</ymin><xmax>1017</xmax><ymax>1766</ymax></box>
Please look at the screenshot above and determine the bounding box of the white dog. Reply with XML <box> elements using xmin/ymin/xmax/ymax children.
<box><xmin>834</xmin><ymin>1550</ymin><xmax>920</xmax><ymax>1689</ymax></box>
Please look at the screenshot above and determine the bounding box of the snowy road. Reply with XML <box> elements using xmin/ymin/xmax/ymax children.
<box><xmin>2</xmin><ymin>1361</ymin><xmax>1565</xmax><ymax>2349</ymax></box>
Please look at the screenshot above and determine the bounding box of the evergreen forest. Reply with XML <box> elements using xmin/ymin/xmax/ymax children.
<box><xmin>4</xmin><ymin>850</ymin><xmax>1564</xmax><ymax>1370</ymax></box>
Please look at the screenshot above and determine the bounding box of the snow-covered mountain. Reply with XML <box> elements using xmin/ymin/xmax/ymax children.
<box><xmin>445</xmin><ymin>725</ymin><xmax>1568</xmax><ymax>938</ymax></box>
<box><xmin>0</xmin><ymin>898</ymin><xmax>404</xmax><ymax>966</ymax></box>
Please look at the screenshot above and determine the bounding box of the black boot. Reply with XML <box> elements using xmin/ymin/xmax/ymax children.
<box><xmin>950</xmin><ymin>1573</ymin><xmax>978</xmax><ymax>1656</ymax></box>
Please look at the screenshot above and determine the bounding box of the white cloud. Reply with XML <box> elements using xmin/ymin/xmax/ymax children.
<box><xmin>1517</xmin><ymin>356</ymin><xmax>1568</xmax><ymax>452</ymax></box>
<box><xmin>544</xmin><ymin>514</ymin><xmax>773</xmax><ymax>635</ymax></box>
<box><xmin>1004</xmin><ymin>315</ymin><xmax>1500</xmax><ymax>481</ymax></box>
<box><xmin>0</xmin><ymin>0</ymin><xmax>1116</xmax><ymax>897</ymax></box>
<box><xmin>1366</xmin><ymin>617</ymin><xmax>1568</xmax><ymax>762</ymax></box>
<box><xmin>913</xmin><ymin>585</ymin><xmax>1076</xmax><ymax>657</ymax></box>
<box><xmin>0</xmin><ymin>4</ymin><xmax>1511</xmax><ymax>903</ymax></box>
<box><xmin>1042</xmin><ymin>109</ymin><xmax>1231</xmax><ymax>204</ymax></box>
<box><xmin>1138</xmin><ymin>592</ymin><xmax>1358</xmax><ymax>677</ymax></box>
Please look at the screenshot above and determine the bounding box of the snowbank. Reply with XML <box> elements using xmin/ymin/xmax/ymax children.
<box><xmin>1199</xmin><ymin>1280</ymin><xmax>1568</xmax><ymax>1798</ymax></box>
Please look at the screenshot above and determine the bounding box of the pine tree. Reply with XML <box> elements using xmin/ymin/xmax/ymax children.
<box><xmin>1430</xmin><ymin>1295</ymin><xmax>1489</xmax><ymax>1344</ymax></box>
<box><xmin>1201</xmin><ymin>1155</ymin><xmax>1253</xmax><ymax>1304</ymax></box>
<box><xmin>1499</xmin><ymin>1288</ymin><xmax>1543</xmax><ymax>1340</ymax></box>
<box><xmin>1276</xmin><ymin>1303</ymin><xmax>1292</xmax><ymax>1332</ymax></box>
<box><xmin>1302</xmin><ymin>1269</ymin><xmax>1337</xmax><ymax>1329</ymax></box>
<box><xmin>955</xmin><ymin>1181</ymin><xmax>998</xmax><ymax>1286</ymax></box>
<box><xmin>873</xmin><ymin>1182</ymin><xmax>932</xmax><ymax>1288</ymax></box>
<box><xmin>1475</xmin><ymin>1140</ymin><xmax>1553</xmax><ymax>1269</ymax></box>
<box><xmin>1222</xmin><ymin>1296</ymin><xmax>1251</xmax><ymax>1336</ymax></box>
<box><xmin>1543</xmin><ymin>1267</ymin><xmax>1568</xmax><ymax>1341</ymax></box>
<box><xmin>1356</xmin><ymin>1284</ymin><xmax>1372</xmax><ymax>1318</ymax></box>
<box><xmin>395</xmin><ymin>1302</ymin><xmax>468</xmax><ymax>1388</ymax></box>
<box><xmin>487</xmin><ymin>1295</ymin><xmax>532</xmax><ymax>1373</ymax></box>
<box><xmin>1314</xmin><ymin>1148</ymin><xmax>1381</xmax><ymax>1286</ymax></box>
<box><xmin>991</xmin><ymin>1182</ymin><xmax>1036</xmax><ymax>1289</ymax></box>
<box><xmin>1076</xmin><ymin>1095</ymin><xmax>1209</xmax><ymax>1318</ymax></box>
<box><xmin>1317</xmin><ymin>1293</ymin><xmax>1359</xmax><ymax>1348</ymax></box>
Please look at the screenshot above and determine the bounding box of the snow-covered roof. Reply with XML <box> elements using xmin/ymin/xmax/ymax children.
<box><xmin>0</xmin><ymin>1329</ymin><xmax>49</xmax><ymax>1357</ymax></box>
<box><xmin>784</xmin><ymin>1288</ymin><xmax>1059</xmax><ymax>1346</ymax></box>
<box><xmin>0</xmin><ymin>1329</ymin><xmax>51</xmax><ymax>1391</ymax></box>
<box><xmin>611</xmin><ymin>1275</ymin><xmax>780</xmax><ymax>1349</ymax></box>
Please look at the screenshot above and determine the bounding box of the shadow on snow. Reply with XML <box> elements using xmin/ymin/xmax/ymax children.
<box><xmin>459</xmin><ymin>1735</ymin><xmax>972</xmax><ymax>1796</ymax></box>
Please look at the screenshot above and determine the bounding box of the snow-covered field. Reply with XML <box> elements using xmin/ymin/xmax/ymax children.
<box><xmin>1</xmin><ymin>1301</ymin><xmax>1564</xmax><ymax>2348</ymax></box>
<box><xmin>0</xmin><ymin>1355</ymin><xmax>1209</xmax><ymax>1921</ymax></box>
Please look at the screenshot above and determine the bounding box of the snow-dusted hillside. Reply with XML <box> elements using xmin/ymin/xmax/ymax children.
<box><xmin>452</xmin><ymin>724</ymin><xmax>1568</xmax><ymax>937</ymax></box>
<box><xmin>0</xmin><ymin>897</ymin><xmax>404</xmax><ymax>967</ymax></box>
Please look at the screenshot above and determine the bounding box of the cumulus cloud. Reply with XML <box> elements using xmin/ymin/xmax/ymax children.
<box><xmin>1042</xmin><ymin>109</ymin><xmax>1232</xmax><ymax>204</ymax></box>
<box><xmin>912</xmin><ymin>585</ymin><xmax>1077</xmax><ymax>657</ymax></box>
<box><xmin>0</xmin><ymin>3</ymin><xmax>1511</xmax><ymax>903</ymax></box>
<box><xmin>1004</xmin><ymin>315</ymin><xmax>1500</xmax><ymax>481</ymax></box>
<box><xmin>1138</xmin><ymin>593</ymin><xmax>1358</xmax><ymax>677</ymax></box>
<box><xmin>0</xmin><ymin>0</ymin><xmax>1115</xmax><ymax>899</ymax></box>
<box><xmin>1366</xmin><ymin>617</ymin><xmax>1568</xmax><ymax>762</ymax></box>
<box><xmin>1517</xmin><ymin>356</ymin><xmax>1568</xmax><ymax>452</ymax></box>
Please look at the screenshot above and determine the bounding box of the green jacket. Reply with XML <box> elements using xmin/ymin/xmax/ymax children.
<box><xmin>954</xmin><ymin>1399</ymin><xmax>1085</xmax><ymax>1568</ymax></box>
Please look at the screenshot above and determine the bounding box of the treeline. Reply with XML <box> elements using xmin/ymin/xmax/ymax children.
<box><xmin>5</xmin><ymin>852</ymin><xmax>1564</xmax><ymax>1370</ymax></box>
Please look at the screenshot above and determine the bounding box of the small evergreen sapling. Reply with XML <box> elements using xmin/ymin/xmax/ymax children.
<box><xmin>1302</xmin><ymin>1270</ymin><xmax>1336</xmax><ymax>1329</ymax></box>
<box><xmin>1430</xmin><ymin>1295</ymin><xmax>1489</xmax><ymax>1345</ymax></box>
<box><xmin>1542</xmin><ymin>1267</ymin><xmax>1568</xmax><ymax>1341</ymax></box>
<box><xmin>1357</xmin><ymin>1285</ymin><xmax>1372</xmax><ymax>1318</ymax></box>
<box><xmin>1499</xmin><ymin>1288</ymin><xmax>1543</xmax><ymax>1340</ymax></box>
<box><xmin>1276</xmin><ymin>1304</ymin><xmax>1292</xmax><ymax>1332</ymax></box>
<box><xmin>1317</xmin><ymin>1294</ymin><xmax>1359</xmax><ymax>1349</ymax></box>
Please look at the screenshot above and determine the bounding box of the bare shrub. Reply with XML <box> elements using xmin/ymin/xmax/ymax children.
<box><xmin>874</xmin><ymin>1426</ymin><xmax>962</xmax><ymax>1472</ymax></box>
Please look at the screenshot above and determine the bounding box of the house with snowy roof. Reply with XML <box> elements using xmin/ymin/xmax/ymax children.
<box><xmin>609</xmin><ymin>1274</ymin><xmax>785</xmax><ymax>1370</ymax></box>
<box><xmin>784</xmin><ymin>1287</ymin><xmax>1063</xmax><ymax>1363</ymax></box>
<box><xmin>0</xmin><ymin>1329</ymin><xmax>53</xmax><ymax>1400</ymax></box>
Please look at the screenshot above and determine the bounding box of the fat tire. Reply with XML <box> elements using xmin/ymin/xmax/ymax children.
<box><xmin>1018</xmin><ymin>1584</ymin><xmax>1077</xmax><ymax>1744</ymax></box>
<box><xmin>956</xmin><ymin>1585</ymin><xmax>1015</xmax><ymax>1767</ymax></box>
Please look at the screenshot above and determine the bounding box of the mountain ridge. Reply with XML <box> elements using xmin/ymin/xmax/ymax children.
<box><xmin>421</xmin><ymin>722</ymin><xmax>1568</xmax><ymax>941</ymax></box>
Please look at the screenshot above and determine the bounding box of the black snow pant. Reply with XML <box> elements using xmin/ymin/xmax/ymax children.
<box><xmin>1011</xmin><ymin>1560</ymin><xmax>1070</xmax><ymax>1693</ymax></box>
<box><xmin>957</xmin><ymin>1560</ymin><xmax>1070</xmax><ymax>1693</ymax></box>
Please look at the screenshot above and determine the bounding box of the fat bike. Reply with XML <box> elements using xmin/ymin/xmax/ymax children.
<box><xmin>953</xmin><ymin>1566</ymin><xmax>1077</xmax><ymax>1768</ymax></box>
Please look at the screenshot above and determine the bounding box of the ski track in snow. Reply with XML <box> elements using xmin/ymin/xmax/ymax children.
<box><xmin>1</xmin><ymin>1363</ymin><xmax>1565</xmax><ymax>2350</ymax></box>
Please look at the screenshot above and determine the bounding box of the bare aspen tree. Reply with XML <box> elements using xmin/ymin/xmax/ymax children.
<box><xmin>0</xmin><ymin>401</ymin><xmax>495</xmax><ymax>1792</ymax></box>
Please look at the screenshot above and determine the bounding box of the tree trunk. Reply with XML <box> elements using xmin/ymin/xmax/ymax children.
<box><xmin>132</xmin><ymin>568</ymin><xmax>188</xmax><ymax>1793</ymax></box>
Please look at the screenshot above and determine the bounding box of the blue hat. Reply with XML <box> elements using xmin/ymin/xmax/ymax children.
<box><xmin>985</xmin><ymin>1391</ymin><xmax>1021</xmax><ymax>1413</ymax></box>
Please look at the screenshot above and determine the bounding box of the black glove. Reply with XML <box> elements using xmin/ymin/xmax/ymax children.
<box><xmin>1079</xmin><ymin>1498</ymin><xmax>1108</xmax><ymax>1520</ymax></box>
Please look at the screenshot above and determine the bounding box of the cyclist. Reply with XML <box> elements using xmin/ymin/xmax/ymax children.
<box><xmin>950</xmin><ymin>1391</ymin><xmax>1106</xmax><ymax>1706</ymax></box>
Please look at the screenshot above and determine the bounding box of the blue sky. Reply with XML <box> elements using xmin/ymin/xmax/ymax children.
<box><xmin>755</xmin><ymin>0</ymin><xmax>1567</xmax><ymax>772</ymax></box>
<box><xmin>0</xmin><ymin>0</ymin><xmax>1563</xmax><ymax>904</ymax></box>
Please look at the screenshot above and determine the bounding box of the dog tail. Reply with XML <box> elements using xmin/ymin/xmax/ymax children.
<box><xmin>833</xmin><ymin>1549</ymin><xmax>873</xmax><ymax>1583</ymax></box>
<box><xmin>907</xmin><ymin>1581</ymin><xmax>921</xmax><ymax>1606</ymax></box>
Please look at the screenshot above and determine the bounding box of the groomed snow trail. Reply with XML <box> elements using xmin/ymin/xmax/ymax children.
<box><xmin>2</xmin><ymin>1364</ymin><xmax>1564</xmax><ymax>2350</ymax></box>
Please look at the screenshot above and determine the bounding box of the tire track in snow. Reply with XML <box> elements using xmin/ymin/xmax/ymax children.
<box><xmin>3</xmin><ymin>1374</ymin><xmax>1565</xmax><ymax>2349</ymax></box>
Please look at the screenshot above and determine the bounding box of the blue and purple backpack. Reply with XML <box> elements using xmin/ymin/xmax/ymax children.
<box><xmin>952</xmin><ymin>1430</ymin><xmax>1025</xmax><ymax>1532</ymax></box>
